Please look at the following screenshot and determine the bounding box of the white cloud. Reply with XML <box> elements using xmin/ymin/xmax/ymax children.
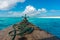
<box><xmin>38</xmin><ymin>8</ymin><xmax>47</xmax><ymax>13</ymax></box>
<box><xmin>0</xmin><ymin>5</ymin><xmax>47</xmax><ymax>17</ymax></box>
<box><xmin>0</xmin><ymin>0</ymin><xmax>25</xmax><ymax>10</ymax></box>
<box><xmin>24</xmin><ymin>5</ymin><xmax>36</xmax><ymax>13</ymax></box>
<box><xmin>50</xmin><ymin>10</ymin><xmax>60</xmax><ymax>12</ymax></box>
<box><xmin>22</xmin><ymin>5</ymin><xmax>47</xmax><ymax>17</ymax></box>
<box><xmin>6</xmin><ymin>11</ymin><xmax>22</xmax><ymax>17</ymax></box>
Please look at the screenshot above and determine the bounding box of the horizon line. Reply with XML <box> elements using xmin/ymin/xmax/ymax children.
<box><xmin>38</xmin><ymin>17</ymin><xmax>60</xmax><ymax>18</ymax></box>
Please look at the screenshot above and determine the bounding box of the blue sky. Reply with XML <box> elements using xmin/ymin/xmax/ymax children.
<box><xmin>0</xmin><ymin>0</ymin><xmax>60</xmax><ymax>17</ymax></box>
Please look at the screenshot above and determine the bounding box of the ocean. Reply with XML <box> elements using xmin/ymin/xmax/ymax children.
<box><xmin>0</xmin><ymin>17</ymin><xmax>60</xmax><ymax>38</ymax></box>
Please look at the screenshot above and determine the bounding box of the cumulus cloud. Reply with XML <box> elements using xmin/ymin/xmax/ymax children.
<box><xmin>38</xmin><ymin>8</ymin><xmax>47</xmax><ymax>13</ymax></box>
<box><xmin>0</xmin><ymin>5</ymin><xmax>47</xmax><ymax>17</ymax></box>
<box><xmin>22</xmin><ymin>5</ymin><xmax>47</xmax><ymax>17</ymax></box>
<box><xmin>0</xmin><ymin>0</ymin><xmax>25</xmax><ymax>10</ymax></box>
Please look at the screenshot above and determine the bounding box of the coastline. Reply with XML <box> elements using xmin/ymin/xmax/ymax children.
<box><xmin>0</xmin><ymin>22</ymin><xmax>60</xmax><ymax>40</ymax></box>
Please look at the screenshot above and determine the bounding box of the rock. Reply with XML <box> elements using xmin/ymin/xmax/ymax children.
<box><xmin>0</xmin><ymin>15</ymin><xmax>60</xmax><ymax>40</ymax></box>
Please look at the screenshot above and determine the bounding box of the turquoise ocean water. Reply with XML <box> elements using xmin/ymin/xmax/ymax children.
<box><xmin>0</xmin><ymin>17</ymin><xmax>60</xmax><ymax>38</ymax></box>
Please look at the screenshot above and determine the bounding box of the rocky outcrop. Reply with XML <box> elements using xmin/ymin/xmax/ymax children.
<box><xmin>0</xmin><ymin>14</ymin><xmax>60</xmax><ymax>40</ymax></box>
<box><xmin>0</xmin><ymin>21</ymin><xmax>60</xmax><ymax>40</ymax></box>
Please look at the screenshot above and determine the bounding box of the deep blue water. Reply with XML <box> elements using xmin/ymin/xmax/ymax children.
<box><xmin>0</xmin><ymin>17</ymin><xmax>60</xmax><ymax>38</ymax></box>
